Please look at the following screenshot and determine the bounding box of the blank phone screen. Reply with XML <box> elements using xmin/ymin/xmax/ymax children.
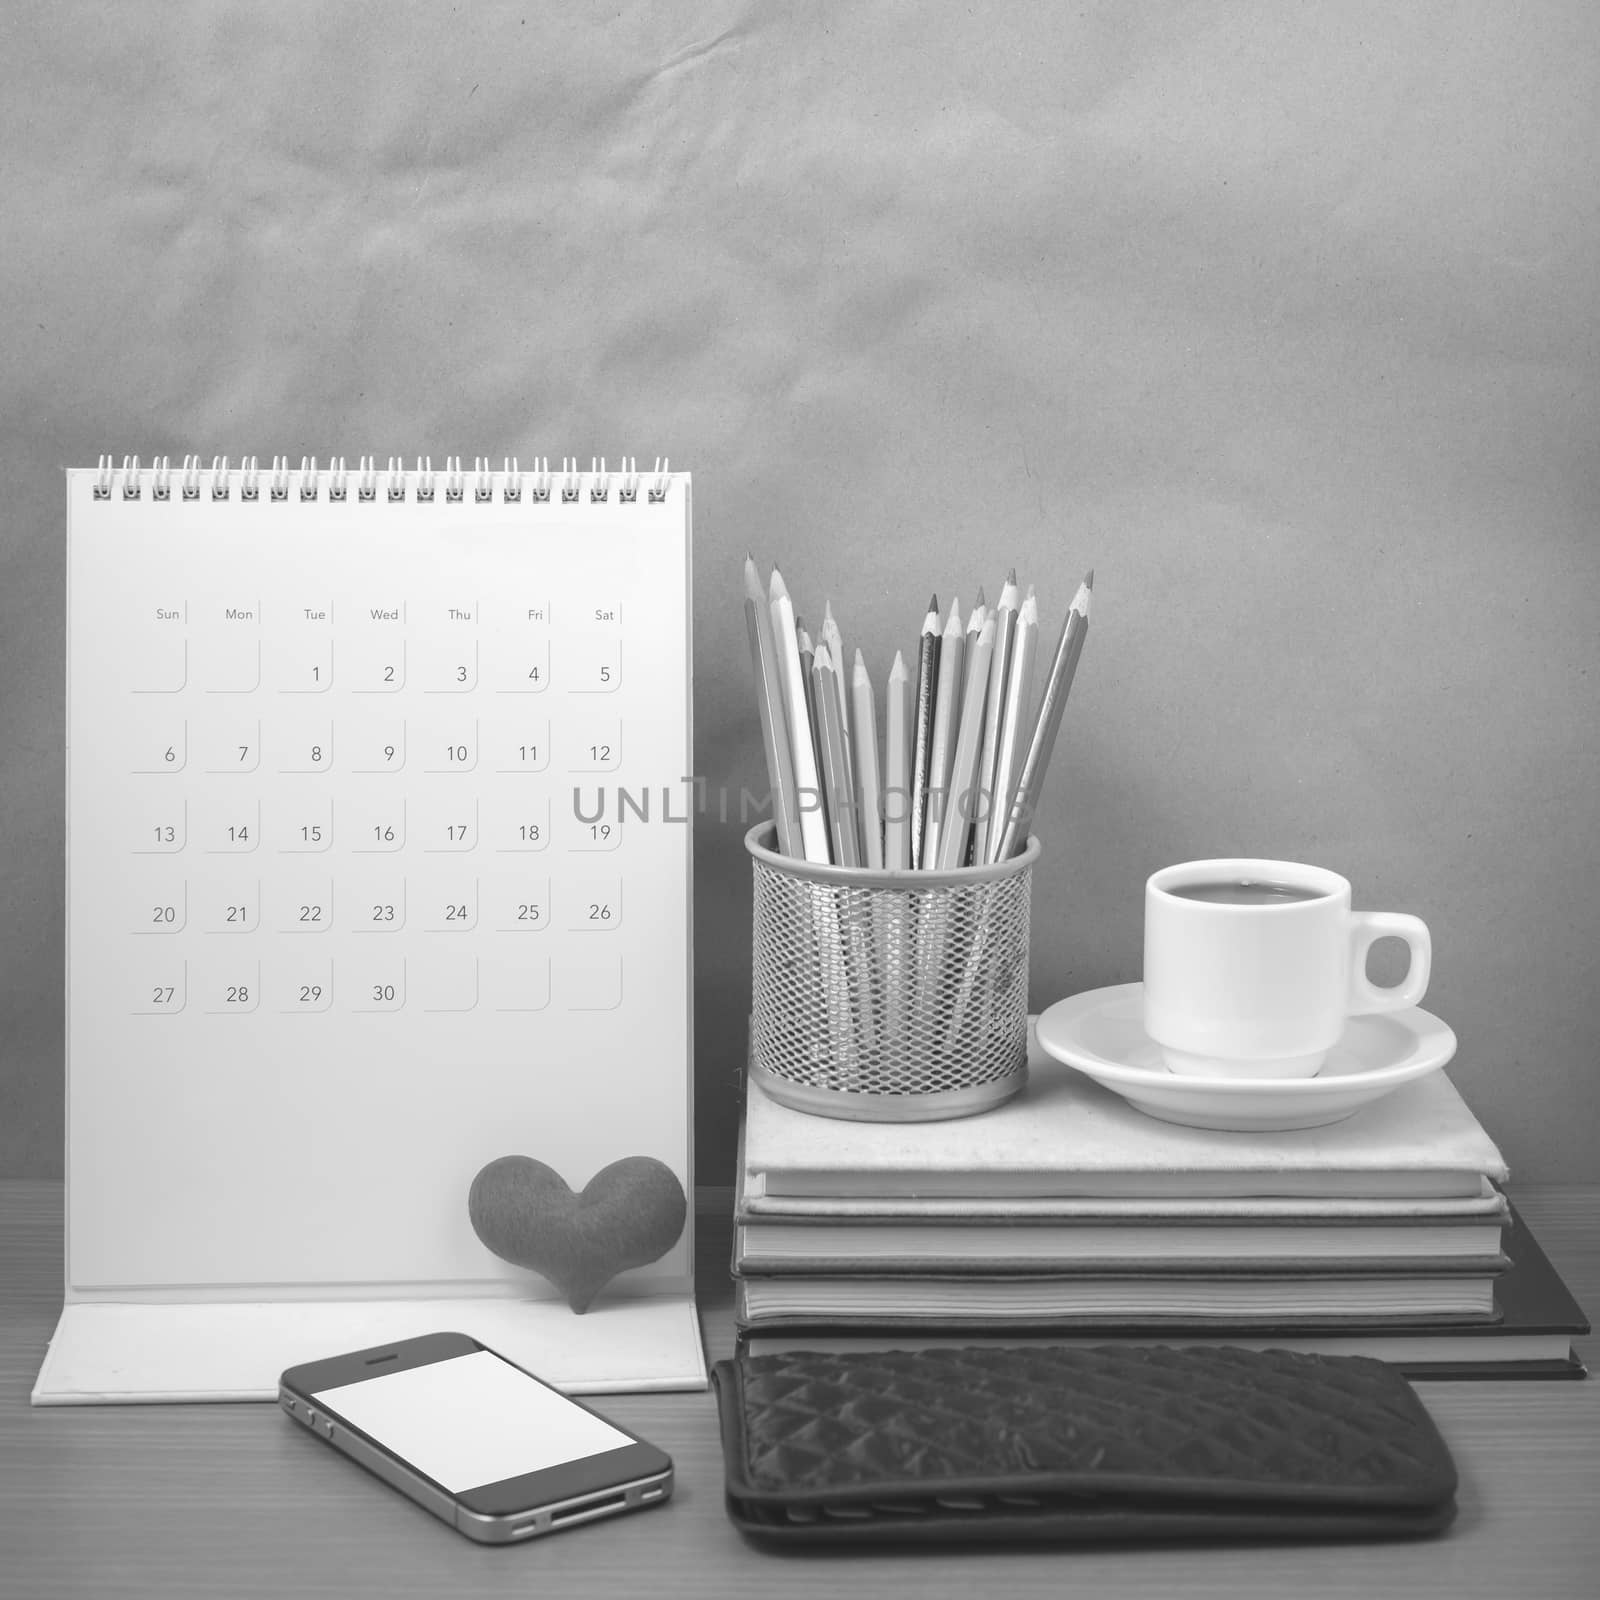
<box><xmin>314</xmin><ymin>1349</ymin><xmax>633</xmax><ymax>1493</ymax></box>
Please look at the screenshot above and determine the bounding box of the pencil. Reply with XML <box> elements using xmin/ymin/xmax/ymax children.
<box><xmin>743</xmin><ymin>558</ymin><xmax>801</xmax><ymax>857</ymax></box>
<box><xmin>909</xmin><ymin>597</ymin><xmax>940</xmax><ymax>870</ymax></box>
<box><xmin>797</xmin><ymin>620</ymin><xmax>831</xmax><ymax>849</ymax></box>
<box><xmin>965</xmin><ymin>591</ymin><xmax>986</xmax><ymax>656</ymax></box>
<box><xmin>960</xmin><ymin>597</ymin><xmax>986</xmax><ymax>707</ymax></box>
<box><xmin>812</xmin><ymin>644</ymin><xmax>859</xmax><ymax>867</ymax></box>
<box><xmin>971</xmin><ymin>570</ymin><xmax>1019</xmax><ymax>868</ymax></box>
<box><xmin>936</xmin><ymin>614</ymin><xmax>997</xmax><ymax>869</ymax></box>
<box><xmin>920</xmin><ymin>597</ymin><xmax>965</xmax><ymax>869</ymax></box>
<box><xmin>879</xmin><ymin>652</ymin><xmax>912</xmax><ymax>1062</ymax></box>
<box><xmin>883</xmin><ymin>650</ymin><xmax>913</xmax><ymax>870</ymax></box>
<box><xmin>986</xmin><ymin>585</ymin><xmax>1038</xmax><ymax>863</ymax></box>
<box><xmin>954</xmin><ymin>593</ymin><xmax>988</xmax><ymax>858</ymax></box>
<box><xmin>821</xmin><ymin>602</ymin><xmax>859</xmax><ymax>860</ymax></box>
<box><xmin>768</xmin><ymin>571</ymin><xmax>831</xmax><ymax>863</ymax></box>
<box><xmin>851</xmin><ymin>649</ymin><xmax>885</xmax><ymax>869</ymax></box>
<box><xmin>821</xmin><ymin>602</ymin><xmax>850</xmax><ymax>740</ymax></box>
<box><xmin>997</xmin><ymin>573</ymin><xmax>1092</xmax><ymax>861</ymax></box>
<box><xmin>797</xmin><ymin>620</ymin><xmax>816</xmax><ymax>721</ymax></box>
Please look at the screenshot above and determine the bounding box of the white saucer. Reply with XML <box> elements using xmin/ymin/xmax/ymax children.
<box><xmin>1034</xmin><ymin>983</ymin><xmax>1457</xmax><ymax>1132</ymax></box>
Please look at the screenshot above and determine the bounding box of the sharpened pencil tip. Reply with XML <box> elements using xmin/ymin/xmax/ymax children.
<box><xmin>1084</xmin><ymin>568</ymin><xmax>1095</xmax><ymax>590</ymax></box>
<box><xmin>928</xmin><ymin>594</ymin><xmax>939</xmax><ymax>613</ymax></box>
<box><xmin>975</xmin><ymin>587</ymin><xmax>986</xmax><ymax>608</ymax></box>
<box><xmin>1006</xmin><ymin>567</ymin><xmax>1017</xmax><ymax>584</ymax></box>
<box><xmin>769</xmin><ymin>567</ymin><xmax>789</xmax><ymax>601</ymax></box>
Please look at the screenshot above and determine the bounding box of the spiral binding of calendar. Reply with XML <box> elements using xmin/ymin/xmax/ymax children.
<box><xmin>93</xmin><ymin>455</ymin><xmax>674</xmax><ymax>504</ymax></box>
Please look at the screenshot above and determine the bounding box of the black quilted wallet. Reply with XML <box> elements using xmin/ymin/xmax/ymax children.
<box><xmin>712</xmin><ymin>1345</ymin><xmax>1458</xmax><ymax>1545</ymax></box>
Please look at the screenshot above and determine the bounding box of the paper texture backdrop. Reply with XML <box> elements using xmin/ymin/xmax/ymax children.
<box><xmin>2</xmin><ymin>2</ymin><xmax>1596</xmax><ymax>1178</ymax></box>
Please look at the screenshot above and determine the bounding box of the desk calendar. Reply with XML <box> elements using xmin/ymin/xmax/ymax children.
<box><xmin>36</xmin><ymin>456</ymin><xmax>703</xmax><ymax>1403</ymax></box>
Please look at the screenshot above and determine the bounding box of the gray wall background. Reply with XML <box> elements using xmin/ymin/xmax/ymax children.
<box><xmin>2</xmin><ymin>2</ymin><xmax>1596</xmax><ymax>1181</ymax></box>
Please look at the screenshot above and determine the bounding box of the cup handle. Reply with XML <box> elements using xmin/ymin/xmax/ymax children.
<box><xmin>1346</xmin><ymin>912</ymin><xmax>1431</xmax><ymax>1015</ymax></box>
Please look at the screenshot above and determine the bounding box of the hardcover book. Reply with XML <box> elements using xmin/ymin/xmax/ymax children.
<box><xmin>737</xmin><ymin>1206</ymin><xmax>1588</xmax><ymax>1378</ymax></box>
<box><xmin>743</xmin><ymin>1043</ymin><xmax>1509</xmax><ymax>1202</ymax></box>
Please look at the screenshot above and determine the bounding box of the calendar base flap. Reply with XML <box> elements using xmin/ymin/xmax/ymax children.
<box><xmin>31</xmin><ymin>1294</ymin><xmax>706</xmax><ymax>1404</ymax></box>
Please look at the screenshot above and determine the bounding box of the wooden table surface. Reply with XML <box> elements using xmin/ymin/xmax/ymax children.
<box><xmin>1</xmin><ymin>1181</ymin><xmax>1595</xmax><ymax>1599</ymax></box>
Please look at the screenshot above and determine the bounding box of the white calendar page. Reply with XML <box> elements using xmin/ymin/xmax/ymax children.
<box><xmin>64</xmin><ymin>465</ymin><xmax>692</xmax><ymax>1296</ymax></box>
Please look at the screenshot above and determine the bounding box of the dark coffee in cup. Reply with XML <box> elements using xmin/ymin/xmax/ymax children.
<box><xmin>1168</xmin><ymin>879</ymin><xmax>1325</xmax><ymax>907</ymax></box>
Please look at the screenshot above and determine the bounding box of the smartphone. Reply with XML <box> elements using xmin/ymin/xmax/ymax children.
<box><xmin>279</xmin><ymin>1331</ymin><xmax>673</xmax><ymax>1543</ymax></box>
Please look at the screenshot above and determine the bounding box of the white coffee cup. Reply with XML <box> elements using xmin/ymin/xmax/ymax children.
<box><xmin>1142</xmin><ymin>858</ymin><xmax>1431</xmax><ymax>1079</ymax></box>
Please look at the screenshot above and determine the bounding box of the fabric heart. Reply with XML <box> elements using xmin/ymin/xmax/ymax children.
<box><xmin>468</xmin><ymin>1154</ymin><xmax>688</xmax><ymax>1313</ymax></box>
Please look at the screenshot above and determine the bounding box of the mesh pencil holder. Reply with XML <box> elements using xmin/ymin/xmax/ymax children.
<box><xmin>746</xmin><ymin>821</ymin><xmax>1038</xmax><ymax>1122</ymax></box>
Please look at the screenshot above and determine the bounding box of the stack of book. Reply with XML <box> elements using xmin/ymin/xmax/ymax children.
<box><xmin>734</xmin><ymin>1038</ymin><xmax>1588</xmax><ymax>1377</ymax></box>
